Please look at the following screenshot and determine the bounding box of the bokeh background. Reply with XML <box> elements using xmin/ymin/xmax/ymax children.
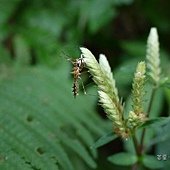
<box><xmin>1</xmin><ymin>0</ymin><xmax>170</xmax><ymax>66</ymax></box>
<box><xmin>0</xmin><ymin>0</ymin><xmax>170</xmax><ymax>170</ymax></box>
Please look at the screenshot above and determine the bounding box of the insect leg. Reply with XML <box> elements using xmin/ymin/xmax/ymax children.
<box><xmin>79</xmin><ymin>77</ymin><xmax>87</xmax><ymax>95</ymax></box>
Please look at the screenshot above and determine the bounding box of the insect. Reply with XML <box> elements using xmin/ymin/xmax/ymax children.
<box><xmin>61</xmin><ymin>51</ymin><xmax>86</xmax><ymax>98</ymax></box>
<box><xmin>71</xmin><ymin>54</ymin><xmax>86</xmax><ymax>98</ymax></box>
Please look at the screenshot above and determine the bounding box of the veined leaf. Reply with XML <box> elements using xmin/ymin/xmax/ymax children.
<box><xmin>139</xmin><ymin>117</ymin><xmax>170</xmax><ymax>129</ymax></box>
<box><xmin>148</xmin><ymin>131</ymin><xmax>170</xmax><ymax>148</ymax></box>
<box><xmin>91</xmin><ymin>131</ymin><xmax>117</xmax><ymax>149</ymax></box>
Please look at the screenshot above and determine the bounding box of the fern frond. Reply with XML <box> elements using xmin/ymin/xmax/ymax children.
<box><xmin>0</xmin><ymin>63</ymin><xmax>109</xmax><ymax>170</ymax></box>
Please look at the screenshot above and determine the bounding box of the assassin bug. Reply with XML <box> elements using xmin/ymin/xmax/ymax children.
<box><xmin>71</xmin><ymin>54</ymin><xmax>86</xmax><ymax>98</ymax></box>
<box><xmin>62</xmin><ymin>52</ymin><xmax>86</xmax><ymax>98</ymax></box>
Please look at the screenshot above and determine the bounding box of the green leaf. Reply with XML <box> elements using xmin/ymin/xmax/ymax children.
<box><xmin>148</xmin><ymin>130</ymin><xmax>170</xmax><ymax>147</ymax></box>
<box><xmin>0</xmin><ymin>62</ymin><xmax>109</xmax><ymax>170</ymax></box>
<box><xmin>91</xmin><ymin>131</ymin><xmax>117</xmax><ymax>149</ymax></box>
<box><xmin>155</xmin><ymin>121</ymin><xmax>170</xmax><ymax>169</ymax></box>
<box><xmin>120</xmin><ymin>41</ymin><xmax>145</xmax><ymax>58</ymax></box>
<box><xmin>165</xmin><ymin>87</ymin><xmax>170</xmax><ymax>109</ymax></box>
<box><xmin>108</xmin><ymin>152</ymin><xmax>137</xmax><ymax>166</ymax></box>
<box><xmin>81</xmin><ymin>0</ymin><xmax>116</xmax><ymax>33</ymax></box>
<box><xmin>141</xmin><ymin>83</ymin><xmax>164</xmax><ymax>118</ymax></box>
<box><xmin>114</xmin><ymin>59</ymin><xmax>137</xmax><ymax>84</ymax></box>
<box><xmin>142</xmin><ymin>155</ymin><xmax>164</xmax><ymax>169</ymax></box>
<box><xmin>140</xmin><ymin>117</ymin><xmax>170</xmax><ymax>129</ymax></box>
<box><xmin>163</xmin><ymin>81</ymin><xmax>170</xmax><ymax>89</ymax></box>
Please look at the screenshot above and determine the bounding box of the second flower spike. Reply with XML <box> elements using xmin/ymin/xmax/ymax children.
<box><xmin>128</xmin><ymin>62</ymin><xmax>147</xmax><ymax>129</ymax></box>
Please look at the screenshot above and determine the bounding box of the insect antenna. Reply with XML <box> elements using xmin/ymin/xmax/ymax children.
<box><xmin>79</xmin><ymin>76</ymin><xmax>87</xmax><ymax>95</ymax></box>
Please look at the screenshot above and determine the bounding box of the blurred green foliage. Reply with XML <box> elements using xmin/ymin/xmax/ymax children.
<box><xmin>0</xmin><ymin>0</ymin><xmax>170</xmax><ymax>169</ymax></box>
<box><xmin>1</xmin><ymin>0</ymin><xmax>170</xmax><ymax>70</ymax></box>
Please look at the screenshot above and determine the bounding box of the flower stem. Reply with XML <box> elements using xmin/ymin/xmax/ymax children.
<box><xmin>131</xmin><ymin>86</ymin><xmax>157</xmax><ymax>170</ymax></box>
<box><xmin>131</xmin><ymin>132</ymin><xmax>141</xmax><ymax>170</ymax></box>
<box><xmin>140</xmin><ymin>86</ymin><xmax>156</xmax><ymax>153</ymax></box>
<box><xmin>132</xmin><ymin>133</ymin><xmax>140</xmax><ymax>156</ymax></box>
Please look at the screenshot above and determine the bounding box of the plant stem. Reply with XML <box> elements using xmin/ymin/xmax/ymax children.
<box><xmin>132</xmin><ymin>163</ymin><xmax>139</xmax><ymax>170</ymax></box>
<box><xmin>132</xmin><ymin>132</ymin><xmax>141</xmax><ymax>170</ymax></box>
<box><xmin>140</xmin><ymin>86</ymin><xmax>156</xmax><ymax>153</ymax></box>
<box><xmin>132</xmin><ymin>133</ymin><xmax>140</xmax><ymax>156</ymax></box>
<box><xmin>132</xmin><ymin>86</ymin><xmax>157</xmax><ymax>170</ymax></box>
